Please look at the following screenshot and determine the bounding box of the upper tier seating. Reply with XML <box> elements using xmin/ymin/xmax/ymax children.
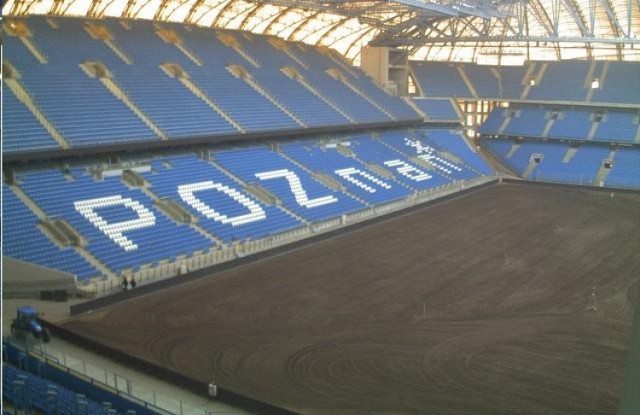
<box><xmin>2</xmin><ymin>81</ymin><xmax>60</xmax><ymax>152</ymax></box>
<box><xmin>3</xmin><ymin>185</ymin><xmax>100</xmax><ymax>281</ymax></box>
<box><xmin>411</xmin><ymin>98</ymin><xmax>460</xmax><ymax>121</ymax></box>
<box><xmin>592</xmin><ymin>62</ymin><xmax>640</xmax><ymax>104</ymax></box>
<box><xmin>4</xmin><ymin>16</ymin><xmax>419</xmax><ymax>153</ymax></box>
<box><xmin>411</xmin><ymin>60</ymin><xmax>640</xmax><ymax>105</ymax></box>
<box><xmin>527</xmin><ymin>61</ymin><xmax>590</xmax><ymax>102</ymax></box>
<box><xmin>463</xmin><ymin>65</ymin><xmax>500</xmax><ymax>97</ymax></box>
<box><xmin>412</xmin><ymin>62</ymin><xmax>473</xmax><ymax>98</ymax></box>
<box><xmin>5</xmin><ymin>18</ymin><xmax>159</xmax><ymax>147</ymax></box>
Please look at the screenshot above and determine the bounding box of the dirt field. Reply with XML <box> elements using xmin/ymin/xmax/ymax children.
<box><xmin>61</xmin><ymin>183</ymin><xmax>640</xmax><ymax>414</ymax></box>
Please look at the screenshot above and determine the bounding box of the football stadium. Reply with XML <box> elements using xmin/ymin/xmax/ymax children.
<box><xmin>1</xmin><ymin>0</ymin><xmax>639</xmax><ymax>414</ymax></box>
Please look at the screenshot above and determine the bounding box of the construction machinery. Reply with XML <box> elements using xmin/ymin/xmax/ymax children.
<box><xmin>10</xmin><ymin>306</ymin><xmax>51</xmax><ymax>343</ymax></box>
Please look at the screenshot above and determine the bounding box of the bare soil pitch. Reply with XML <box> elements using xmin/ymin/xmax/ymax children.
<box><xmin>61</xmin><ymin>183</ymin><xmax>640</xmax><ymax>414</ymax></box>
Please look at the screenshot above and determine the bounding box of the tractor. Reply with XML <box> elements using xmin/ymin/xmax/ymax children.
<box><xmin>10</xmin><ymin>306</ymin><xmax>51</xmax><ymax>343</ymax></box>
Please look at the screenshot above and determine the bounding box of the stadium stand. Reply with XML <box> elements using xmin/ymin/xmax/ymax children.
<box><xmin>17</xmin><ymin>168</ymin><xmax>213</xmax><ymax>274</ymax></box>
<box><xmin>140</xmin><ymin>154</ymin><xmax>303</xmax><ymax>242</ymax></box>
<box><xmin>480</xmin><ymin>105</ymin><xmax>639</xmax><ymax>145</ymax></box>
<box><xmin>501</xmin><ymin>107</ymin><xmax>548</xmax><ymax>138</ymax></box>
<box><xmin>605</xmin><ymin>147</ymin><xmax>640</xmax><ymax>189</ymax></box>
<box><xmin>3</xmin><ymin>128</ymin><xmax>493</xmax><ymax>281</ymax></box>
<box><xmin>3</xmin><ymin>15</ymin><xmax>422</xmax><ymax>154</ymax></box>
<box><xmin>281</xmin><ymin>142</ymin><xmax>413</xmax><ymax>205</ymax></box>
<box><xmin>213</xmin><ymin>146</ymin><xmax>366</xmax><ymax>221</ymax></box>
<box><xmin>3</xmin><ymin>364</ymin><xmax>116</xmax><ymax>415</ymax></box>
<box><xmin>480</xmin><ymin>138</ymin><xmax>635</xmax><ymax>188</ymax></box>
<box><xmin>527</xmin><ymin>61</ymin><xmax>590</xmax><ymax>102</ymax></box>
<box><xmin>411</xmin><ymin>60</ymin><xmax>640</xmax><ymax>106</ymax></box>
<box><xmin>412</xmin><ymin>62</ymin><xmax>473</xmax><ymax>98</ymax></box>
<box><xmin>411</xmin><ymin>98</ymin><xmax>460</xmax><ymax>122</ymax></box>
<box><xmin>2</xmin><ymin>83</ymin><xmax>61</xmax><ymax>152</ymax></box>
<box><xmin>3</xmin><ymin>185</ymin><xmax>100</xmax><ymax>281</ymax></box>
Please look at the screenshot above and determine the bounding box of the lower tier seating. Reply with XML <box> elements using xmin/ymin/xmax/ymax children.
<box><xmin>5</xmin><ymin>129</ymin><xmax>492</xmax><ymax>281</ymax></box>
<box><xmin>3</xmin><ymin>365</ymin><xmax>118</xmax><ymax>415</ymax></box>
<box><xmin>481</xmin><ymin>138</ymin><xmax>639</xmax><ymax>189</ymax></box>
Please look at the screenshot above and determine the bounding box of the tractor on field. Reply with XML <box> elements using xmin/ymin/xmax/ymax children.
<box><xmin>10</xmin><ymin>306</ymin><xmax>51</xmax><ymax>343</ymax></box>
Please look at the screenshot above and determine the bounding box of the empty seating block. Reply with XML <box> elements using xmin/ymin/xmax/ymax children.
<box><xmin>3</xmin><ymin>186</ymin><xmax>100</xmax><ymax>281</ymax></box>
<box><xmin>493</xmin><ymin>65</ymin><xmax>528</xmax><ymax>100</ymax></box>
<box><xmin>592</xmin><ymin>62</ymin><xmax>640</xmax><ymax>105</ymax></box>
<box><xmin>592</xmin><ymin>111</ymin><xmax>638</xmax><ymax>143</ymax></box>
<box><xmin>463</xmin><ymin>65</ymin><xmax>500</xmax><ymax>98</ymax></box>
<box><xmin>350</xmin><ymin>136</ymin><xmax>450</xmax><ymax>189</ymax></box>
<box><xmin>547</xmin><ymin>109</ymin><xmax>592</xmax><ymax>140</ymax></box>
<box><xmin>606</xmin><ymin>148</ymin><xmax>640</xmax><ymax>189</ymax></box>
<box><xmin>528</xmin><ymin>62</ymin><xmax>589</xmax><ymax>102</ymax></box>
<box><xmin>502</xmin><ymin>107</ymin><xmax>548</xmax><ymax>137</ymax></box>
<box><xmin>2</xmin><ymin>82</ymin><xmax>61</xmax><ymax>152</ymax></box>
<box><xmin>411</xmin><ymin>98</ymin><xmax>459</xmax><ymax>121</ymax></box>
<box><xmin>411</xmin><ymin>60</ymin><xmax>639</xmax><ymax>105</ymax></box>
<box><xmin>378</xmin><ymin>132</ymin><xmax>478</xmax><ymax>182</ymax></box>
<box><xmin>412</xmin><ymin>62</ymin><xmax>473</xmax><ymax>98</ymax></box>
<box><xmin>481</xmin><ymin>138</ymin><xmax>614</xmax><ymax>186</ymax></box>
<box><xmin>419</xmin><ymin>129</ymin><xmax>493</xmax><ymax>175</ymax></box>
<box><xmin>478</xmin><ymin>108</ymin><xmax>506</xmax><ymax>135</ymax></box>
<box><xmin>10</xmin><ymin>16</ymin><xmax>158</xmax><ymax>146</ymax></box>
<box><xmin>3</xmin><ymin>364</ymin><xmax>115</xmax><ymax>415</ymax></box>
<box><xmin>214</xmin><ymin>147</ymin><xmax>365</xmax><ymax>221</ymax></box>
<box><xmin>18</xmin><ymin>169</ymin><xmax>212</xmax><ymax>273</ymax></box>
<box><xmin>141</xmin><ymin>155</ymin><xmax>303</xmax><ymax>241</ymax></box>
<box><xmin>282</xmin><ymin>142</ymin><xmax>412</xmax><ymax>205</ymax></box>
<box><xmin>160</xmin><ymin>27</ymin><xmax>300</xmax><ymax>132</ymax></box>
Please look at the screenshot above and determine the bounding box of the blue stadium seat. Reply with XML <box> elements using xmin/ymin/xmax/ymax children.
<box><xmin>3</xmin><ymin>185</ymin><xmax>100</xmax><ymax>281</ymax></box>
<box><xmin>214</xmin><ymin>146</ymin><xmax>366</xmax><ymax>221</ymax></box>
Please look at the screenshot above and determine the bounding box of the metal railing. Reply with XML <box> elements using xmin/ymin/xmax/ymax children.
<box><xmin>6</xmin><ymin>338</ymin><xmax>236</xmax><ymax>415</ymax></box>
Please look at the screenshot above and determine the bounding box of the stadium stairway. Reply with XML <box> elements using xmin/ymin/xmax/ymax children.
<box><xmin>83</xmin><ymin>62</ymin><xmax>168</xmax><ymax>141</ymax></box>
<box><xmin>159</xmin><ymin>63</ymin><xmax>245</xmax><ymax>133</ymax></box>
<box><xmin>594</xmin><ymin>149</ymin><xmax>617</xmax><ymax>185</ymax></box>
<box><xmin>225</xmin><ymin>64</ymin><xmax>305</xmax><ymax>128</ymax></box>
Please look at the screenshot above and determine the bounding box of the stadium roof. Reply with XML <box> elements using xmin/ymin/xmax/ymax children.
<box><xmin>4</xmin><ymin>0</ymin><xmax>640</xmax><ymax>63</ymax></box>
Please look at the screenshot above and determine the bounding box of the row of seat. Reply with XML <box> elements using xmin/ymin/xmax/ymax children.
<box><xmin>5</xmin><ymin>129</ymin><xmax>491</xmax><ymax>280</ymax></box>
<box><xmin>3</xmin><ymin>15</ymin><xmax>420</xmax><ymax>153</ymax></box>
<box><xmin>480</xmin><ymin>105</ymin><xmax>639</xmax><ymax>144</ymax></box>
<box><xmin>412</xmin><ymin>60</ymin><xmax>640</xmax><ymax>105</ymax></box>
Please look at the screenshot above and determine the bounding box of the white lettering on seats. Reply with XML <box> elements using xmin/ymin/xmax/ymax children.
<box><xmin>255</xmin><ymin>169</ymin><xmax>337</xmax><ymax>208</ymax></box>
<box><xmin>383</xmin><ymin>159</ymin><xmax>431</xmax><ymax>182</ymax></box>
<box><xmin>334</xmin><ymin>168</ymin><xmax>392</xmax><ymax>193</ymax></box>
<box><xmin>178</xmin><ymin>181</ymin><xmax>265</xmax><ymax>226</ymax></box>
<box><xmin>74</xmin><ymin>195</ymin><xmax>156</xmax><ymax>252</ymax></box>
<box><xmin>404</xmin><ymin>138</ymin><xmax>462</xmax><ymax>175</ymax></box>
